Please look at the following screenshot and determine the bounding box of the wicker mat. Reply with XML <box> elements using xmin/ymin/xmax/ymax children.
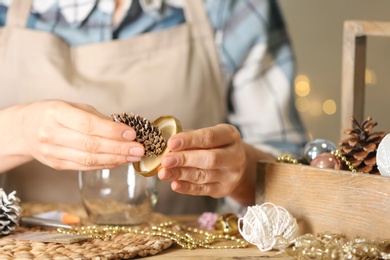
<box><xmin>0</xmin><ymin>203</ymin><xmax>174</xmax><ymax>260</ymax></box>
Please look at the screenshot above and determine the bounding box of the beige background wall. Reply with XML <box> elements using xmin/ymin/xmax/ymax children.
<box><xmin>279</xmin><ymin>0</ymin><xmax>390</xmax><ymax>145</ymax></box>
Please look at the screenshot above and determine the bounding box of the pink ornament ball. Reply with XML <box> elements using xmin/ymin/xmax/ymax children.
<box><xmin>310</xmin><ymin>152</ymin><xmax>340</xmax><ymax>170</ymax></box>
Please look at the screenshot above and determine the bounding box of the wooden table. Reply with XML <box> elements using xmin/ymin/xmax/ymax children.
<box><xmin>144</xmin><ymin>244</ymin><xmax>283</xmax><ymax>259</ymax></box>
<box><xmin>19</xmin><ymin>204</ymin><xmax>287</xmax><ymax>259</ymax></box>
<box><xmin>142</xmin><ymin>215</ymin><xmax>286</xmax><ymax>260</ymax></box>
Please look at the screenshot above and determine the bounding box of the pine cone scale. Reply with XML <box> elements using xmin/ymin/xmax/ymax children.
<box><xmin>353</xmin><ymin>151</ymin><xmax>369</xmax><ymax>160</ymax></box>
<box><xmin>349</xmin><ymin>157</ymin><xmax>363</xmax><ymax>167</ymax></box>
<box><xmin>364</xmin><ymin>154</ymin><xmax>377</xmax><ymax>166</ymax></box>
<box><xmin>348</xmin><ymin>139</ymin><xmax>358</xmax><ymax>146</ymax></box>
<box><xmin>367</xmin><ymin>131</ymin><xmax>387</xmax><ymax>142</ymax></box>
<box><xmin>363</xmin><ymin>143</ymin><xmax>376</xmax><ymax>152</ymax></box>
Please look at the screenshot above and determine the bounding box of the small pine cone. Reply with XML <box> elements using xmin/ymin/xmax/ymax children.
<box><xmin>0</xmin><ymin>189</ymin><xmax>21</xmax><ymax>235</ymax></box>
<box><xmin>339</xmin><ymin>116</ymin><xmax>387</xmax><ymax>174</ymax></box>
<box><xmin>111</xmin><ymin>113</ymin><xmax>166</xmax><ymax>156</ymax></box>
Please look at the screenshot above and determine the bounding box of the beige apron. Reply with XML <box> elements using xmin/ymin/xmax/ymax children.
<box><xmin>0</xmin><ymin>0</ymin><xmax>226</xmax><ymax>214</ymax></box>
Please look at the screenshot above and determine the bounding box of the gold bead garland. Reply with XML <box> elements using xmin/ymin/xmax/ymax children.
<box><xmin>277</xmin><ymin>150</ymin><xmax>360</xmax><ymax>173</ymax></box>
<box><xmin>331</xmin><ymin>149</ymin><xmax>358</xmax><ymax>173</ymax></box>
<box><xmin>280</xmin><ymin>232</ymin><xmax>390</xmax><ymax>259</ymax></box>
<box><xmin>276</xmin><ymin>154</ymin><xmax>300</xmax><ymax>164</ymax></box>
<box><xmin>57</xmin><ymin>221</ymin><xmax>248</xmax><ymax>250</ymax></box>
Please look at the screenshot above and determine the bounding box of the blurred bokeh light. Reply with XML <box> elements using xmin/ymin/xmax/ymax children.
<box><xmin>323</xmin><ymin>99</ymin><xmax>337</xmax><ymax>115</ymax></box>
<box><xmin>294</xmin><ymin>75</ymin><xmax>311</xmax><ymax>97</ymax></box>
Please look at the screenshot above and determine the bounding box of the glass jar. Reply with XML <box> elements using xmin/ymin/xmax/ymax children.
<box><xmin>78</xmin><ymin>164</ymin><xmax>157</xmax><ymax>225</ymax></box>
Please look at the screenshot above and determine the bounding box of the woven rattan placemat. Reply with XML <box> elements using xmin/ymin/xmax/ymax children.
<box><xmin>0</xmin><ymin>203</ymin><xmax>173</xmax><ymax>259</ymax></box>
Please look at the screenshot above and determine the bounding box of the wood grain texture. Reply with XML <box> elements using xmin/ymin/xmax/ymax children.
<box><xmin>146</xmin><ymin>216</ymin><xmax>285</xmax><ymax>259</ymax></box>
<box><xmin>256</xmin><ymin>161</ymin><xmax>390</xmax><ymax>240</ymax></box>
<box><xmin>145</xmin><ymin>245</ymin><xmax>282</xmax><ymax>260</ymax></box>
<box><xmin>344</xmin><ymin>20</ymin><xmax>390</xmax><ymax>37</ymax></box>
<box><xmin>341</xmin><ymin>20</ymin><xmax>390</xmax><ymax>139</ymax></box>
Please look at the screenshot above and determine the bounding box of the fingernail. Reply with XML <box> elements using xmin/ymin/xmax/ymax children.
<box><xmin>169</xmin><ymin>138</ymin><xmax>182</xmax><ymax>150</ymax></box>
<box><xmin>162</xmin><ymin>156</ymin><xmax>177</xmax><ymax>167</ymax></box>
<box><xmin>123</xmin><ymin>130</ymin><xmax>136</xmax><ymax>141</ymax></box>
<box><xmin>130</xmin><ymin>147</ymin><xmax>145</xmax><ymax>156</ymax></box>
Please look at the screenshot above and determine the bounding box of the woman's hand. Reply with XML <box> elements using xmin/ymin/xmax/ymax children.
<box><xmin>0</xmin><ymin>100</ymin><xmax>144</xmax><ymax>172</ymax></box>
<box><xmin>158</xmin><ymin>123</ymin><xmax>276</xmax><ymax>206</ymax></box>
<box><xmin>158</xmin><ymin>124</ymin><xmax>251</xmax><ymax>203</ymax></box>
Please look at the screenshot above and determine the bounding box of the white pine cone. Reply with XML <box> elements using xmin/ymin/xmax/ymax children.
<box><xmin>0</xmin><ymin>189</ymin><xmax>21</xmax><ymax>235</ymax></box>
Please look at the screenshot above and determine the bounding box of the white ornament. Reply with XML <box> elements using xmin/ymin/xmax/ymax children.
<box><xmin>238</xmin><ymin>202</ymin><xmax>298</xmax><ymax>252</ymax></box>
<box><xmin>377</xmin><ymin>133</ymin><xmax>390</xmax><ymax>176</ymax></box>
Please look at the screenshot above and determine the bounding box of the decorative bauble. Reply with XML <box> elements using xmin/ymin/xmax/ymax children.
<box><xmin>339</xmin><ymin>116</ymin><xmax>387</xmax><ymax>174</ymax></box>
<box><xmin>310</xmin><ymin>152</ymin><xmax>341</xmax><ymax>170</ymax></box>
<box><xmin>214</xmin><ymin>213</ymin><xmax>239</xmax><ymax>236</ymax></box>
<box><xmin>111</xmin><ymin>112</ymin><xmax>166</xmax><ymax>157</ymax></box>
<box><xmin>304</xmin><ymin>139</ymin><xmax>337</xmax><ymax>162</ymax></box>
<box><xmin>0</xmin><ymin>189</ymin><xmax>21</xmax><ymax>235</ymax></box>
<box><xmin>377</xmin><ymin>133</ymin><xmax>390</xmax><ymax>176</ymax></box>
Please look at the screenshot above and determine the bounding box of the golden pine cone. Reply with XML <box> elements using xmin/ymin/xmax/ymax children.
<box><xmin>339</xmin><ymin>116</ymin><xmax>387</xmax><ymax>174</ymax></box>
<box><xmin>111</xmin><ymin>113</ymin><xmax>166</xmax><ymax>157</ymax></box>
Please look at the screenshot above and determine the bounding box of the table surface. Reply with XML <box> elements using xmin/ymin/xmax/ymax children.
<box><xmin>144</xmin><ymin>244</ymin><xmax>284</xmax><ymax>259</ymax></box>
<box><xmin>19</xmin><ymin>204</ymin><xmax>289</xmax><ymax>259</ymax></box>
<box><xmin>142</xmin><ymin>215</ymin><xmax>288</xmax><ymax>260</ymax></box>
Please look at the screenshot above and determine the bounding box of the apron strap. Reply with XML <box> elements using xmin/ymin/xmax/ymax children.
<box><xmin>6</xmin><ymin>0</ymin><xmax>33</xmax><ymax>28</ymax></box>
<box><xmin>183</xmin><ymin>0</ymin><xmax>209</xmax><ymax>24</ymax></box>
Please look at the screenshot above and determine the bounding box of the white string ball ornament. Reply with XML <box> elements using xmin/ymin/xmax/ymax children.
<box><xmin>238</xmin><ymin>203</ymin><xmax>298</xmax><ymax>252</ymax></box>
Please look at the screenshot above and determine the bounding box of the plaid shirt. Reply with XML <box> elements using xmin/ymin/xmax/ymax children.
<box><xmin>0</xmin><ymin>0</ymin><xmax>307</xmax><ymax>156</ymax></box>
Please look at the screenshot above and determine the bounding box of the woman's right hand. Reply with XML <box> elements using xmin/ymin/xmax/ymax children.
<box><xmin>0</xmin><ymin>100</ymin><xmax>144</xmax><ymax>172</ymax></box>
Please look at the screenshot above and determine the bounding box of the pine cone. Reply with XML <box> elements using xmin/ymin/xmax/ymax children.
<box><xmin>339</xmin><ymin>116</ymin><xmax>387</xmax><ymax>174</ymax></box>
<box><xmin>111</xmin><ymin>113</ymin><xmax>166</xmax><ymax>157</ymax></box>
<box><xmin>0</xmin><ymin>189</ymin><xmax>21</xmax><ymax>235</ymax></box>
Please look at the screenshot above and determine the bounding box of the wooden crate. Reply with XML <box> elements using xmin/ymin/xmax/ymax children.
<box><xmin>256</xmin><ymin>161</ymin><xmax>390</xmax><ymax>240</ymax></box>
<box><xmin>254</xmin><ymin>20</ymin><xmax>390</xmax><ymax>241</ymax></box>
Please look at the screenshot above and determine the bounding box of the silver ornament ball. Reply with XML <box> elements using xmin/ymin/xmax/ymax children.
<box><xmin>304</xmin><ymin>138</ymin><xmax>337</xmax><ymax>162</ymax></box>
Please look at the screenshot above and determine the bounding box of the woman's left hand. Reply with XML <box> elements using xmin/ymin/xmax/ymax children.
<box><xmin>158</xmin><ymin>124</ymin><xmax>246</xmax><ymax>199</ymax></box>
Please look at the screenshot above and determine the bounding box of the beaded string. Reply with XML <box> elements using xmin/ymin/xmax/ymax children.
<box><xmin>57</xmin><ymin>221</ymin><xmax>248</xmax><ymax>250</ymax></box>
<box><xmin>276</xmin><ymin>154</ymin><xmax>300</xmax><ymax>164</ymax></box>
<box><xmin>330</xmin><ymin>149</ymin><xmax>358</xmax><ymax>172</ymax></box>
<box><xmin>277</xmin><ymin>149</ymin><xmax>359</xmax><ymax>173</ymax></box>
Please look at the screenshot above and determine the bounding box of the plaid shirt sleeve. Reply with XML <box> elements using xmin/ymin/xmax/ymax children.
<box><xmin>207</xmin><ymin>0</ymin><xmax>307</xmax><ymax>157</ymax></box>
<box><xmin>0</xmin><ymin>0</ymin><xmax>307</xmax><ymax>156</ymax></box>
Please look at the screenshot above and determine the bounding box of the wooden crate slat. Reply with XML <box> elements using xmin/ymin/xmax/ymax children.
<box><xmin>341</xmin><ymin>20</ymin><xmax>390</xmax><ymax>138</ymax></box>
<box><xmin>256</xmin><ymin>161</ymin><xmax>390</xmax><ymax>240</ymax></box>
